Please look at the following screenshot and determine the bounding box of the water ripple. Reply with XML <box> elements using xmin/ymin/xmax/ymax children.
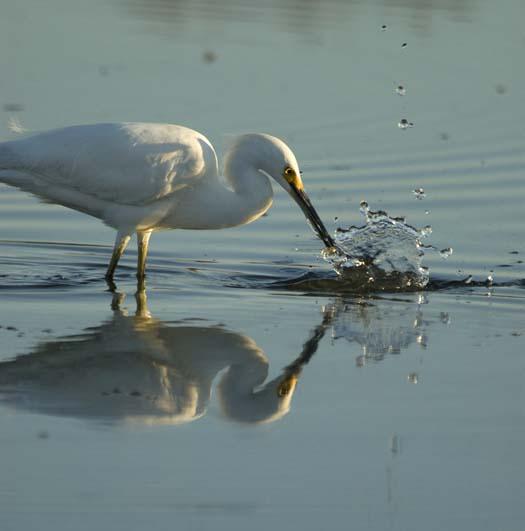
<box><xmin>1</xmin><ymin>239</ymin><xmax>523</xmax><ymax>297</ymax></box>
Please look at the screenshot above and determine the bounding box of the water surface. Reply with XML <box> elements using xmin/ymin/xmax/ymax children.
<box><xmin>0</xmin><ymin>0</ymin><xmax>524</xmax><ymax>530</ymax></box>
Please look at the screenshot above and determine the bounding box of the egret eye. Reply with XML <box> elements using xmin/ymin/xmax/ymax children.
<box><xmin>283</xmin><ymin>167</ymin><xmax>296</xmax><ymax>184</ymax></box>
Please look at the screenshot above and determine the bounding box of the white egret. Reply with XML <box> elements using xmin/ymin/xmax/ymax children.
<box><xmin>0</xmin><ymin>122</ymin><xmax>335</xmax><ymax>280</ymax></box>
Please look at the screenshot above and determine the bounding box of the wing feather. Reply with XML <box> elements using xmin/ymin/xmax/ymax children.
<box><xmin>1</xmin><ymin>122</ymin><xmax>218</xmax><ymax>206</ymax></box>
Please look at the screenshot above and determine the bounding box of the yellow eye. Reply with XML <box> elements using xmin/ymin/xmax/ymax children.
<box><xmin>283</xmin><ymin>166</ymin><xmax>304</xmax><ymax>190</ymax></box>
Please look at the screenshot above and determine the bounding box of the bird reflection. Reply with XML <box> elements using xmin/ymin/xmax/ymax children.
<box><xmin>0</xmin><ymin>291</ymin><xmax>331</xmax><ymax>425</ymax></box>
<box><xmin>0</xmin><ymin>292</ymin><xmax>447</xmax><ymax>424</ymax></box>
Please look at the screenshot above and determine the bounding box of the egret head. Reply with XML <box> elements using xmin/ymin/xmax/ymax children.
<box><xmin>226</xmin><ymin>133</ymin><xmax>335</xmax><ymax>248</ymax></box>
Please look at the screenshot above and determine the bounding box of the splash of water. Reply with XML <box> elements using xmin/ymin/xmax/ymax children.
<box><xmin>321</xmin><ymin>201</ymin><xmax>451</xmax><ymax>291</ymax></box>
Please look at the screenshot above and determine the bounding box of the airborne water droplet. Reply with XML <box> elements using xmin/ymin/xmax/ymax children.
<box><xmin>487</xmin><ymin>271</ymin><xmax>494</xmax><ymax>285</ymax></box>
<box><xmin>395</xmin><ymin>85</ymin><xmax>406</xmax><ymax>96</ymax></box>
<box><xmin>413</xmin><ymin>187</ymin><xmax>425</xmax><ymax>199</ymax></box>
<box><xmin>398</xmin><ymin>119</ymin><xmax>414</xmax><ymax>130</ymax></box>
<box><xmin>439</xmin><ymin>247</ymin><xmax>453</xmax><ymax>259</ymax></box>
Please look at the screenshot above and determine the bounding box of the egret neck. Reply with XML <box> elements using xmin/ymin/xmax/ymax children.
<box><xmin>164</xmin><ymin>165</ymin><xmax>274</xmax><ymax>230</ymax></box>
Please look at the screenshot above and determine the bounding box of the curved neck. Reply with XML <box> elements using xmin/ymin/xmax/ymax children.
<box><xmin>221</xmin><ymin>163</ymin><xmax>274</xmax><ymax>226</ymax></box>
<box><xmin>167</xmin><ymin>164</ymin><xmax>274</xmax><ymax>230</ymax></box>
<box><xmin>217</xmin><ymin>360</ymin><xmax>293</xmax><ymax>424</ymax></box>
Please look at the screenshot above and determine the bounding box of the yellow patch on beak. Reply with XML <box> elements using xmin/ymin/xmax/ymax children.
<box><xmin>283</xmin><ymin>167</ymin><xmax>304</xmax><ymax>191</ymax></box>
<box><xmin>277</xmin><ymin>373</ymin><xmax>298</xmax><ymax>397</ymax></box>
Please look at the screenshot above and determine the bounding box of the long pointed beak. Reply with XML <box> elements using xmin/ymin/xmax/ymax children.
<box><xmin>290</xmin><ymin>185</ymin><xmax>335</xmax><ymax>248</ymax></box>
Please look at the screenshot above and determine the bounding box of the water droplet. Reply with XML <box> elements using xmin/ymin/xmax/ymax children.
<box><xmin>395</xmin><ymin>85</ymin><xmax>406</xmax><ymax>96</ymax></box>
<box><xmin>439</xmin><ymin>247</ymin><xmax>453</xmax><ymax>259</ymax></box>
<box><xmin>413</xmin><ymin>187</ymin><xmax>425</xmax><ymax>200</ymax></box>
<box><xmin>381</xmin><ymin>24</ymin><xmax>387</xmax><ymax>31</ymax></box>
<box><xmin>424</xmin><ymin>210</ymin><xmax>430</xmax><ymax>215</ymax></box>
<box><xmin>487</xmin><ymin>271</ymin><xmax>494</xmax><ymax>285</ymax></box>
<box><xmin>401</xmin><ymin>42</ymin><xmax>407</xmax><ymax>48</ymax></box>
<box><xmin>398</xmin><ymin>119</ymin><xmax>414</xmax><ymax>130</ymax></box>
<box><xmin>407</xmin><ymin>372</ymin><xmax>418</xmax><ymax>384</ymax></box>
<box><xmin>419</xmin><ymin>225</ymin><xmax>432</xmax><ymax>237</ymax></box>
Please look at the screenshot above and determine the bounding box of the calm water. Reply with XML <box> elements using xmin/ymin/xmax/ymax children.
<box><xmin>1</xmin><ymin>0</ymin><xmax>524</xmax><ymax>530</ymax></box>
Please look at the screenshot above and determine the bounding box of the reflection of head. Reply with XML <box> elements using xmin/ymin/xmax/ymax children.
<box><xmin>217</xmin><ymin>308</ymin><xmax>332</xmax><ymax>424</ymax></box>
<box><xmin>217</xmin><ymin>370</ymin><xmax>298</xmax><ymax>424</ymax></box>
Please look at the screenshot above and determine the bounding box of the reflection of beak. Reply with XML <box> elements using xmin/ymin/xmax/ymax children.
<box><xmin>277</xmin><ymin>373</ymin><xmax>298</xmax><ymax>397</ymax></box>
<box><xmin>290</xmin><ymin>185</ymin><xmax>335</xmax><ymax>248</ymax></box>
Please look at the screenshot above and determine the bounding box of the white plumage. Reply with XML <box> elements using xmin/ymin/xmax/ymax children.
<box><xmin>0</xmin><ymin>122</ymin><xmax>334</xmax><ymax>282</ymax></box>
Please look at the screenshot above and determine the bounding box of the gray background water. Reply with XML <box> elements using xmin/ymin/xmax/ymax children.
<box><xmin>0</xmin><ymin>0</ymin><xmax>524</xmax><ymax>530</ymax></box>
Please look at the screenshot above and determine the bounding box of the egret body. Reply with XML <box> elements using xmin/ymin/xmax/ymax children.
<box><xmin>0</xmin><ymin>122</ymin><xmax>334</xmax><ymax>280</ymax></box>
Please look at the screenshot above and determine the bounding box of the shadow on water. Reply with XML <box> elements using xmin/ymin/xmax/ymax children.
<box><xmin>0</xmin><ymin>288</ymin><xmax>448</xmax><ymax>425</ymax></box>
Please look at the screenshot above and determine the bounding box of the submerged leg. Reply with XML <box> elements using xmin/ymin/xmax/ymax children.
<box><xmin>105</xmin><ymin>230</ymin><xmax>131</xmax><ymax>281</ymax></box>
<box><xmin>137</xmin><ymin>230</ymin><xmax>153</xmax><ymax>281</ymax></box>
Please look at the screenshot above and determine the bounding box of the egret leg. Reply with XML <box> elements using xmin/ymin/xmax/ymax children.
<box><xmin>137</xmin><ymin>230</ymin><xmax>153</xmax><ymax>281</ymax></box>
<box><xmin>105</xmin><ymin>230</ymin><xmax>131</xmax><ymax>281</ymax></box>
